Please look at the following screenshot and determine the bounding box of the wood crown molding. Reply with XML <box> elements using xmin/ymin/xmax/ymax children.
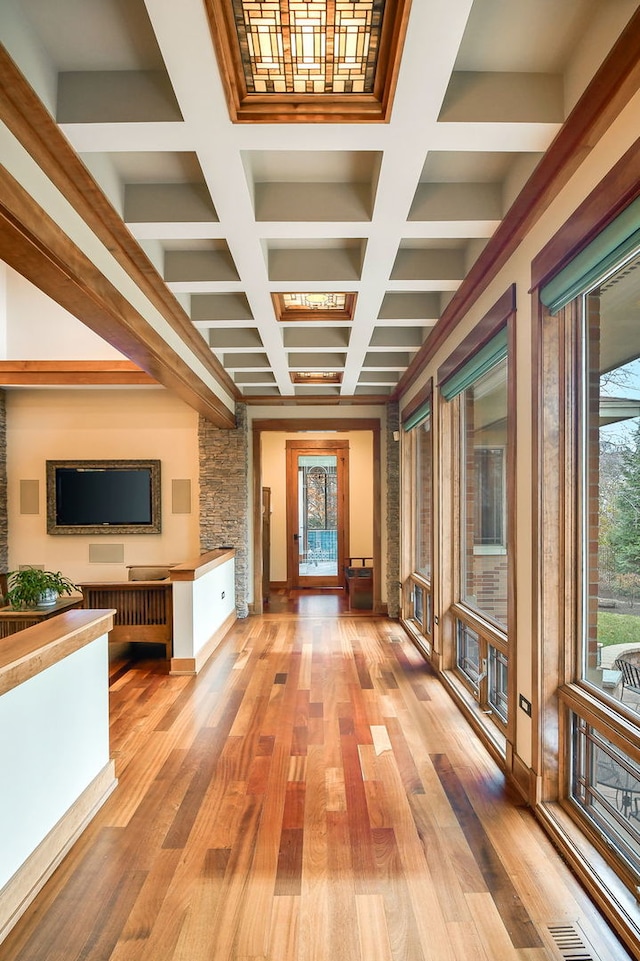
<box><xmin>0</xmin><ymin>360</ymin><xmax>157</xmax><ymax>386</ymax></box>
<box><xmin>394</xmin><ymin>7</ymin><xmax>640</xmax><ymax>399</ymax></box>
<box><xmin>0</xmin><ymin>45</ymin><xmax>240</xmax><ymax>416</ymax></box>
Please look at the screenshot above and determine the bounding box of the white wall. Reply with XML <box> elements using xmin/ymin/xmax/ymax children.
<box><xmin>6</xmin><ymin>388</ymin><xmax>200</xmax><ymax>582</ymax></box>
<box><xmin>0</xmin><ymin>635</ymin><xmax>110</xmax><ymax>890</ymax></box>
<box><xmin>261</xmin><ymin>430</ymin><xmax>375</xmax><ymax>583</ymax></box>
<box><xmin>2</xmin><ymin>264</ymin><xmax>125</xmax><ymax>360</ymax></box>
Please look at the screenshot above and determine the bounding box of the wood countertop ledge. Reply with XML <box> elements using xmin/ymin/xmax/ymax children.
<box><xmin>169</xmin><ymin>547</ymin><xmax>235</xmax><ymax>582</ymax></box>
<box><xmin>0</xmin><ymin>609</ymin><xmax>115</xmax><ymax>697</ymax></box>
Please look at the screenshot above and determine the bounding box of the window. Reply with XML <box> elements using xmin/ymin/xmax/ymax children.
<box><xmin>415</xmin><ymin>413</ymin><xmax>432</xmax><ymax>580</ymax></box>
<box><xmin>402</xmin><ymin>388</ymin><xmax>433</xmax><ymax>651</ymax></box>
<box><xmin>570</xmin><ymin>714</ymin><xmax>640</xmax><ymax>880</ymax></box>
<box><xmin>459</xmin><ymin>359</ymin><xmax>509</xmax><ymax>627</ymax></box>
<box><xmin>438</xmin><ymin>306</ymin><xmax>512</xmax><ymax>737</ymax></box>
<box><xmin>538</xmin><ymin>193</ymin><xmax>640</xmax><ymax>898</ymax></box>
<box><xmin>580</xmin><ymin>251</ymin><xmax>640</xmax><ymax>705</ymax></box>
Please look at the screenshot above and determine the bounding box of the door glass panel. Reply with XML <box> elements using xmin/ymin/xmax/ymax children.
<box><xmin>297</xmin><ymin>455</ymin><xmax>338</xmax><ymax>577</ymax></box>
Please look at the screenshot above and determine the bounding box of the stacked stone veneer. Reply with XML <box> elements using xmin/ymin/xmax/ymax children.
<box><xmin>199</xmin><ymin>402</ymin><xmax>249</xmax><ymax>617</ymax></box>
<box><xmin>386</xmin><ymin>401</ymin><xmax>400</xmax><ymax>618</ymax></box>
<box><xmin>0</xmin><ymin>391</ymin><xmax>6</xmax><ymax>573</ymax></box>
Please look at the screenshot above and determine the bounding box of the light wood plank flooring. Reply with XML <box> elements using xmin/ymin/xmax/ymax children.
<box><xmin>1</xmin><ymin>608</ymin><xmax>634</xmax><ymax>960</ymax></box>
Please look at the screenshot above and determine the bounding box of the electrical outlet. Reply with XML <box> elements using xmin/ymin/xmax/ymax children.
<box><xmin>519</xmin><ymin>694</ymin><xmax>532</xmax><ymax>716</ymax></box>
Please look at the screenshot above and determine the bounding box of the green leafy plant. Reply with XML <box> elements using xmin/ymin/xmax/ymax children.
<box><xmin>5</xmin><ymin>568</ymin><xmax>79</xmax><ymax>609</ymax></box>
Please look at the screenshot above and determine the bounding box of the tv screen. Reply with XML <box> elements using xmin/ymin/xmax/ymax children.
<box><xmin>46</xmin><ymin>460</ymin><xmax>161</xmax><ymax>534</ymax></box>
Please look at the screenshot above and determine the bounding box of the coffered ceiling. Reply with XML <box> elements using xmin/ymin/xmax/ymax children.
<box><xmin>1</xmin><ymin>0</ymin><xmax>638</xmax><ymax>420</ymax></box>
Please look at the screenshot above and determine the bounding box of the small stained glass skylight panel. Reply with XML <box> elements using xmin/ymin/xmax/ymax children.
<box><xmin>283</xmin><ymin>293</ymin><xmax>347</xmax><ymax>311</ymax></box>
<box><xmin>233</xmin><ymin>1</ymin><xmax>385</xmax><ymax>94</ymax></box>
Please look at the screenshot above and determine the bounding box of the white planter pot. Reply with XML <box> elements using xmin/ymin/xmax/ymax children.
<box><xmin>36</xmin><ymin>589</ymin><xmax>59</xmax><ymax>608</ymax></box>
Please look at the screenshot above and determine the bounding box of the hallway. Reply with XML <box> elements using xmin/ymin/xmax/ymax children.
<box><xmin>1</xmin><ymin>610</ymin><xmax>632</xmax><ymax>961</ymax></box>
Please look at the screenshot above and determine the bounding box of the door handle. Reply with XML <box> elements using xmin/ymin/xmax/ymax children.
<box><xmin>293</xmin><ymin>533</ymin><xmax>299</xmax><ymax>541</ymax></box>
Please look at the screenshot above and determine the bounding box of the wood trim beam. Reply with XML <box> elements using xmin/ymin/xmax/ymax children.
<box><xmin>400</xmin><ymin>377</ymin><xmax>432</xmax><ymax>425</ymax></box>
<box><xmin>0</xmin><ymin>46</ymin><xmax>240</xmax><ymax>413</ymax></box>
<box><xmin>252</xmin><ymin>418</ymin><xmax>381</xmax><ymax>432</ymax></box>
<box><xmin>243</xmin><ymin>394</ymin><xmax>392</xmax><ymax>407</ymax></box>
<box><xmin>394</xmin><ymin>7</ymin><xmax>640</xmax><ymax>399</ymax></box>
<box><xmin>531</xmin><ymin>137</ymin><xmax>640</xmax><ymax>289</ymax></box>
<box><xmin>436</xmin><ymin>285</ymin><xmax>515</xmax><ymax>388</ymax></box>
<box><xmin>0</xmin><ymin>361</ymin><xmax>157</xmax><ymax>386</ymax></box>
<box><xmin>0</xmin><ymin>167</ymin><xmax>236</xmax><ymax>428</ymax></box>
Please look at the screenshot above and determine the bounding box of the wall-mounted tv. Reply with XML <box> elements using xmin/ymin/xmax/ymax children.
<box><xmin>46</xmin><ymin>460</ymin><xmax>162</xmax><ymax>535</ymax></box>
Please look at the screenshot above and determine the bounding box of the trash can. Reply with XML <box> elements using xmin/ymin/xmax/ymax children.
<box><xmin>344</xmin><ymin>557</ymin><xmax>373</xmax><ymax>610</ymax></box>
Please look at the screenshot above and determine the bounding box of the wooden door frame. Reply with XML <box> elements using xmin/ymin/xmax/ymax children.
<box><xmin>252</xmin><ymin>419</ymin><xmax>382</xmax><ymax>614</ymax></box>
<box><xmin>286</xmin><ymin>439</ymin><xmax>349</xmax><ymax>589</ymax></box>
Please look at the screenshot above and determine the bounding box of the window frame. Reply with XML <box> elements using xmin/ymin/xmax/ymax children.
<box><xmin>437</xmin><ymin>288</ymin><xmax>516</xmax><ymax>748</ymax></box>
<box><xmin>532</xmin><ymin>144</ymin><xmax>640</xmax><ymax>928</ymax></box>
<box><xmin>401</xmin><ymin>380</ymin><xmax>435</xmax><ymax>656</ymax></box>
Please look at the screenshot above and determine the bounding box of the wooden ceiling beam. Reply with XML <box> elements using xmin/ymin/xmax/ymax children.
<box><xmin>0</xmin><ymin>167</ymin><xmax>236</xmax><ymax>428</ymax></box>
<box><xmin>0</xmin><ymin>46</ymin><xmax>239</xmax><ymax>426</ymax></box>
<box><xmin>0</xmin><ymin>361</ymin><xmax>157</xmax><ymax>386</ymax></box>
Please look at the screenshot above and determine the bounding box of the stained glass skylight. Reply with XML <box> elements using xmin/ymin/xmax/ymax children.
<box><xmin>205</xmin><ymin>0</ymin><xmax>409</xmax><ymax>122</ymax></box>
<box><xmin>273</xmin><ymin>292</ymin><xmax>356</xmax><ymax>321</ymax></box>
<box><xmin>232</xmin><ymin>1</ymin><xmax>385</xmax><ymax>94</ymax></box>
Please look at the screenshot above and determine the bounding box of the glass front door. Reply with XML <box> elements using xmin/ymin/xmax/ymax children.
<box><xmin>286</xmin><ymin>441</ymin><xmax>348</xmax><ymax>588</ymax></box>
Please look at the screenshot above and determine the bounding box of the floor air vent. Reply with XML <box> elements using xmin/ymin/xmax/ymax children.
<box><xmin>546</xmin><ymin>923</ymin><xmax>600</xmax><ymax>961</ymax></box>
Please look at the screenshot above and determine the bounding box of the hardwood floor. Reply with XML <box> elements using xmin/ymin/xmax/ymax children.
<box><xmin>1</xmin><ymin>605</ymin><xmax>633</xmax><ymax>960</ymax></box>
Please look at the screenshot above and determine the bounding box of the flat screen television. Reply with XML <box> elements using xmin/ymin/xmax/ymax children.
<box><xmin>46</xmin><ymin>460</ymin><xmax>161</xmax><ymax>535</ymax></box>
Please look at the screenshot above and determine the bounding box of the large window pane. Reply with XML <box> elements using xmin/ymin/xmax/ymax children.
<box><xmin>582</xmin><ymin>250</ymin><xmax>640</xmax><ymax>705</ymax></box>
<box><xmin>460</xmin><ymin>359</ymin><xmax>509</xmax><ymax>628</ymax></box>
<box><xmin>415</xmin><ymin>415</ymin><xmax>432</xmax><ymax>579</ymax></box>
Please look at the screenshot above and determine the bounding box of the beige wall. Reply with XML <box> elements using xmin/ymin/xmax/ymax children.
<box><xmin>6</xmin><ymin>388</ymin><xmax>200</xmax><ymax>582</ymax></box>
<box><xmin>261</xmin><ymin>430</ymin><xmax>375</xmax><ymax>584</ymax></box>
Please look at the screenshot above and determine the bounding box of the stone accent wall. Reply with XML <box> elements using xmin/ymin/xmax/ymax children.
<box><xmin>199</xmin><ymin>403</ymin><xmax>249</xmax><ymax>617</ymax></box>
<box><xmin>386</xmin><ymin>401</ymin><xmax>400</xmax><ymax>618</ymax></box>
<box><xmin>0</xmin><ymin>391</ymin><xmax>6</xmax><ymax>574</ymax></box>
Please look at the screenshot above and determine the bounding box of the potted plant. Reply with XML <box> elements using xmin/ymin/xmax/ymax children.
<box><xmin>5</xmin><ymin>567</ymin><xmax>79</xmax><ymax>609</ymax></box>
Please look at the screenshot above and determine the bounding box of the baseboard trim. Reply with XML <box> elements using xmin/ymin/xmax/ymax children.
<box><xmin>170</xmin><ymin>610</ymin><xmax>237</xmax><ymax>675</ymax></box>
<box><xmin>0</xmin><ymin>760</ymin><xmax>117</xmax><ymax>945</ymax></box>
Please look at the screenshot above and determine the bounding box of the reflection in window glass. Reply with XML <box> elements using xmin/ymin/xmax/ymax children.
<box><xmin>460</xmin><ymin>359</ymin><xmax>508</xmax><ymax>628</ymax></box>
<box><xmin>488</xmin><ymin>646</ymin><xmax>508</xmax><ymax>723</ymax></box>
<box><xmin>583</xmin><ymin>251</ymin><xmax>640</xmax><ymax>706</ymax></box>
<box><xmin>456</xmin><ymin>620</ymin><xmax>481</xmax><ymax>689</ymax></box>
<box><xmin>571</xmin><ymin>714</ymin><xmax>640</xmax><ymax>876</ymax></box>
<box><xmin>415</xmin><ymin>415</ymin><xmax>432</xmax><ymax>579</ymax></box>
<box><xmin>413</xmin><ymin>583</ymin><xmax>424</xmax><ymax>627</ymax></box>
